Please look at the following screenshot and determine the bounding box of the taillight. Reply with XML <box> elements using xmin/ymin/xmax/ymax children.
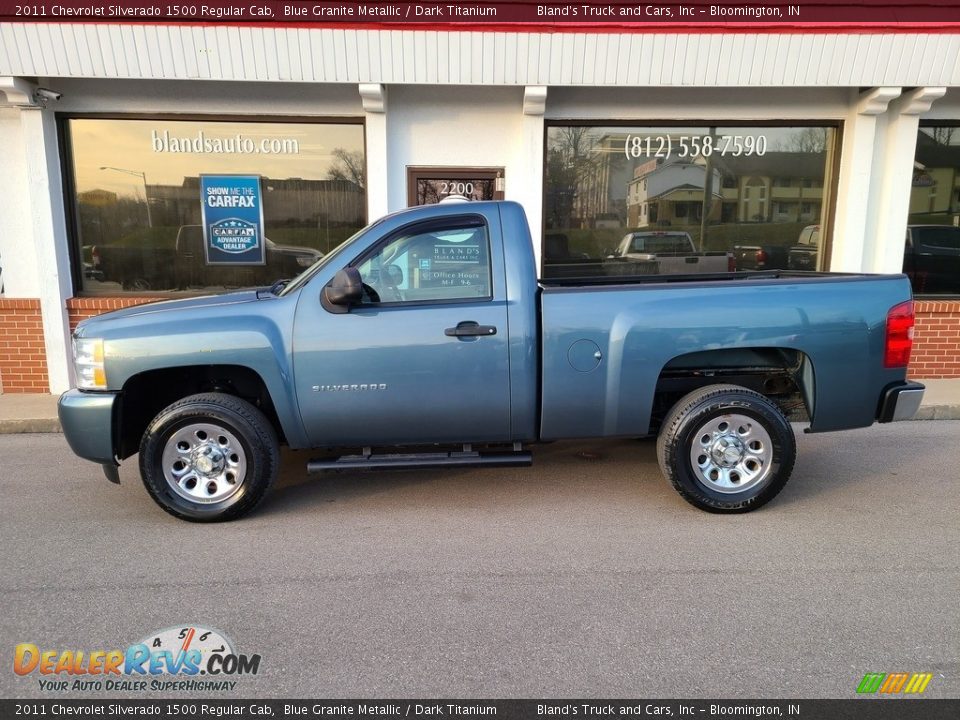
<box><xmin>91</xmin><ymin>246</ymin><xmax>100</xmax><ymax>268</ymax></box>
<box><xmin>755</xmin><ymin>249</ymin><xmax>768</xmax><ymax>266</ymax></box>
<box><xmin>727</xmin><ymin>254</ymin><xmax>736</xmax><ymax>272</ymax></box>
<box><xmin>884</xmin><ymin>300</ymin><xmax>915</xmax><ymax>368</ymax></box>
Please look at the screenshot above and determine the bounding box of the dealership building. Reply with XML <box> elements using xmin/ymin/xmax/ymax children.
<box><xmin>1</xmin><ymin>20</ymin><xmax>960</xmax><ymax>394</ymax></box>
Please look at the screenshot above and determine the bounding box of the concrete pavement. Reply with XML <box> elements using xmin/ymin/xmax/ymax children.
<box><xmin>1</xmin><ymin>424</ymin><xmax>957</xmax><ymax>698</ymax></box>
<box><xmin>2</xmin><ymin>378</ymin><xmax>958</xmax><ymax>433</ymax></box>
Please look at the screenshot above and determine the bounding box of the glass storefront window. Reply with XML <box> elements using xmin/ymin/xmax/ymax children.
<box><xmin>66</xmin><ymin>118</ymin><xmax>366</xmax><ymax>294</ymax></box>
<box><xmin>543</xmin><ymin>125</ymin><xmax>837</xmax><ymax>279</ymax></box>
<box><xmin>908</xmin><ymin>125</ymin><xmax>960</xmax><ymax>296</ymax></box>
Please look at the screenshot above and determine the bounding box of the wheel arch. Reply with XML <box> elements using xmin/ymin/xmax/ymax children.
<box><xmin>651</xmin><ymin>346</ymin><xmax>816</xmax><ymax>435</ymax></box>
<box><xmin>116</xmin><ymin>364</ymin><xmax>290</xmax><ymax>460</ymax></box>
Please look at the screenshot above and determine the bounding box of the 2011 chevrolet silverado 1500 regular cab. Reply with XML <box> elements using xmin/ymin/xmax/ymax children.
<box><xmin>58</xmin><ymin>200</ymin><xmax>925</xmax><ymax>522</ymax></box>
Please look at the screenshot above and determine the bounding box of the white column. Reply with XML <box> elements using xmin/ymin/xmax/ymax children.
<box><xmin>519</xmin><ymin>86</ymin><xmax>547</xmax><ymax>273</ymax></box>
<box><xmin>359</xmin><ymin>83</ymin><xmax>389</xmax><ymax>219</ymax></box>
<box><xmin>868</xmin><ymin>87</ymin><xmax>947</xmax><ymax>274</ymax></box>
<box><xmin>830</xmin><ymin>88</ymin><xmax>900</xmax><ymax>272</ymax></box>
<box><xmin>20</xmin><ymin>107</ymin><xmax>74</xmax><ymax>393</ymax></box>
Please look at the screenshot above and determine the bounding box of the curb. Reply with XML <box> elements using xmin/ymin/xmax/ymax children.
<box><xmin>911</xmin><ymin>405</ymin><xmax>960</xmax><ymax>421</ymax></box>
<box><xmin>0</xmin><ymin>419</ymin><xmax>62</xmax><ymax>434</ymax></box>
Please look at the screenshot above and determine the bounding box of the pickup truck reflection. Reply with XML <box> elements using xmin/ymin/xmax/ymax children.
<box><xmin>90</xmin><ymin>225</ymin><xmax>322</xmax><ymax>291</ymax></box>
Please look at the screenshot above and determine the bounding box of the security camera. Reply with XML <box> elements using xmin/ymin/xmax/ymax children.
<box><xmin>34</xmin><ymin>88</ymin><xmax>62</xmax><ymax>102</ymax></box>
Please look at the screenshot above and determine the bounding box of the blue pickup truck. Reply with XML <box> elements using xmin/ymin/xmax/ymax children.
<box><xmin>59</xmin><ymin>200</ymin><xmax>925</xmax><ymax>521</ymax></box>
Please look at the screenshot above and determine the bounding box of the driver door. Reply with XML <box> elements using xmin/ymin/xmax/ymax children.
<box><xmin>292</xmin><ymin>214</ymin><xmax>512</xmax><ymax>448</ymax></box>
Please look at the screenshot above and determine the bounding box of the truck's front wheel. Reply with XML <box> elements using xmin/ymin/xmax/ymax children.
<box><xmin>657</xmin><ymin>385</ymin><xmax>796</xmax><ymax>513</ymax></box>
<box><xmin>139</xmin><ymin>393</ymin><xmax>279</xmax><ymax>522</ymax></box>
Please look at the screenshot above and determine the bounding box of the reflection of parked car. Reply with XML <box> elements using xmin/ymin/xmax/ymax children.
<box><xmin>83</xmin><ymin>262</ymin><xmax>104</xmax><ymax>282</ymax></box>
<box><xmin>903</xmin><ymin>225</ymin><xmax>960</xmax><ymax>294</ymax></box>
<box><xmin>784</xmin><ymin>224</ymin><xmax>960</xmax><ymax>293</ymax></box>
<box><xmin>615</xmin><ymin>231</ymin><xmax>733</xmax><ymax>274</ymax></box>
<box><xmin>173</xmin><ymin>225</ymin><xmax>321</xmax><ymax>290</ymax></box>
<box><xmin>734</xmin><ymin>225</ymin><xmax>820</xmax><ymax>272</ymax></box>
<box><xmin>733</xmin><ymin>243</ymin><xmax>789</xmax><ymax>271</ymax></box>
<box><xmin>91</xmin><ymin>226</ymin><xmax>322</xmax><ymax>291</ymax></box>
<box><xmin>787</xmin><ymin>225</ymin><xmax>820</xmax><ymax>271</ymax></box>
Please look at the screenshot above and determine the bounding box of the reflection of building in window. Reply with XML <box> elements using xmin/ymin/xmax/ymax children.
<box><xmin>626</xmin><ymin>159</ymin><xmax>723</xmax><ymax>228</ymax></box>
<box><xmin>910</xmin><ymin>127</ymin><xmax>960</xmax><ymax>220</ymax></box>
<box><xmin>718</xmin><ymin>153</ymin><xmax>826</xmax><ymax>223</ymax></box>
<box><xmin>623</xmin><ymin>151</ymin><xmax>828</xmax><ymax>228</ymax></box>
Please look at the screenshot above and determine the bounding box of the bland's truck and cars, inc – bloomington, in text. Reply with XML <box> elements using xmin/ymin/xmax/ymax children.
<box><xmin>59</xmin><ymin>200</ymin><xmax>925</xmax><ymax>521</ymax></box>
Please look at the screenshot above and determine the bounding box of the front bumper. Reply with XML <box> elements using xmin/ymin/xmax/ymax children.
<box><xmin>877</xmin><ymin>381</ymin><xmax>925</xmax><ymax>423</ymax></box>
<box><xmin>58</xmin><ymin>389</ymin><xmax>119</xmax><ymax>466</ymax></box>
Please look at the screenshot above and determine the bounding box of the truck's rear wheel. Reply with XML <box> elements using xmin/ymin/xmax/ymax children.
<box><xmin>656</xmin><ymin>384</ymin><xmax>795</xmax><ymax>513</ymax></box>
<box><xmin>139</xmin><ymin>393</ymin><xmax>279</xmax><ymax>522</ymax></box>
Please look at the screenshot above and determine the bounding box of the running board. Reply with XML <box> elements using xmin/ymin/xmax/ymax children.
<box><xmin>307</xmin><ymin>449</ymin><xmax>532</xmax><ymax>473</ymax></box>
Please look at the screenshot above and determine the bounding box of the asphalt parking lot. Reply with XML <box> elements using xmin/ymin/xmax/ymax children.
<box><xmin>1</xmin><ymin>422</ymin><xmax>957</xmax><ymax>699</ymax></box>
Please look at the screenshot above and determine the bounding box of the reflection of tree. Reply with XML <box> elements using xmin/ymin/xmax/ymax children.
<box><xmin>930</xmin><ymin>126</ymin><xmax>957</xmax><ymax>147</ymax></box>
<box><xmin>328</xmin><ymin>148</ymin><xmax>366</xmax><ymax>190</ymax></box>
<box><xmin>777</xmin><ymin>128</ymin><xmax>828</xmax><ymax>153</ymax></box>
<box><xmin>545</xmin><ymin>127</ymin><xmax>613</xmax><ymax>229</ymax></box>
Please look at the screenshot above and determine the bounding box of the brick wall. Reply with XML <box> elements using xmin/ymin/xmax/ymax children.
<box><xmin>910</xmin><ymin>300</ymin><xmax>960</xmax><ymax>379</ymax></box>
<box><xmin>66</xmin><ymin>296</ymin><xmax>162</xmax><ymax>332</ymax></box>
<box><xmin>0</xmin><ymin>298</ymin><xmax>49</xmax><ymax>393</ymax></box>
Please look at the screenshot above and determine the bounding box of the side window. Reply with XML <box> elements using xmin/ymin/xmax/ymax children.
<box><xmin>355</xmin><ymin>221</ymin><xmax>492</xmax><ymax>304</ymax></box>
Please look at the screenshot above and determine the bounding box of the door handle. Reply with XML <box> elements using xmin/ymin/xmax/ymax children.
<box><xmin>445</xmin><ymin>321</ymin><xmax>497</xmax><ymax>338</ymax></box>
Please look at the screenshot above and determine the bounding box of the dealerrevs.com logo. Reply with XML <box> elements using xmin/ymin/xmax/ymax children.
<box><xmin>14</xmin><ymin>625</ymin><xmax>261</xmax><ymax>693</ymax></box>
<box><xmin>856</xmin><ymin>672</ymin><xmax>933</xmax><ymax>695</ymax></box>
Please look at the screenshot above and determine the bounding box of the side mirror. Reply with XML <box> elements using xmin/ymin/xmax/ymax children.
<box><xmin>322</xmin><ymin>267</ymin><xmax>363</xmax><ymax>314</ymax></box>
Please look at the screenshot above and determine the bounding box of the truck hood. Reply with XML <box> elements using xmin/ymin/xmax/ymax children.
<box><xmin>75</xmin><ymin>290</ymin><xmax>262</xmax><ymax>336</ymax></box>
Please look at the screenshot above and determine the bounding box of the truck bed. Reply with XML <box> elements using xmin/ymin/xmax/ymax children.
<box><xmin>538</xmin><ymin>271</ymin><xmax>914</xmax><ymax>441</ymax></box>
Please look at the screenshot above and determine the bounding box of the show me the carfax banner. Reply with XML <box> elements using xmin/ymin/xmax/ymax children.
<box><xmin>199</xmin><ymin>174</ymin><xmax>266</xmax><ymax>266</ymax></box>
<box><xmin>3</xmin><ymin>1</ymin><xmax>960</xmax><ymax>26</ymax></box>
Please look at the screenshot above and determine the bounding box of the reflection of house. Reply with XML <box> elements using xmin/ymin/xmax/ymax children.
<box><xmin>77</xmin><ymin>189</ymin><xmax>118</xmax><ymax>207</ymax></box>
<box><xmin>717</xmin><ymin>153</ymin><xmax>825</xmax><ymax>223</ymax></box>
<box><xmin>627</xmin><ymin>159</ymin><xmax>723</xmax><ymax>227</ymax></box>
<box><xmin>910</xmin><ymin>130</ymin><xmax>960</xmax><ymax>217</ymax></box>
<box><xmin>145</xmin><ymin>176</ymin><xmax>366</xmax><ymax>228</ymax></box>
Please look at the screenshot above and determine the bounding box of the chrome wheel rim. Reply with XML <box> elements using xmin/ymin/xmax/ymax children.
<box><xmin>689</xmin><ymin>413</ymin><xmax>773</xmax><ymax>494</ymax></box>
<box><xmin>161</xmin><ymin>423</ymin><xmax>247</xmax><ymax>504</ymax></box>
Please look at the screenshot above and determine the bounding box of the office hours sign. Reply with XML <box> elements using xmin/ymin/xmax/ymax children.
<box><xmin>200</xmin><ymin>175</ymin><xmax>266</xmax><ymax>265</ymax></box>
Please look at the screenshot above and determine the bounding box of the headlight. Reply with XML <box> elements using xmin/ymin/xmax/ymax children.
<box><xmin>296</xmin><ymin>256</ymin><xmax>316</xmax><ymax>268</ymax></box>
<box><xmin>73</xmin><ymin>338</ymin><xmax>107</xmax><ymax>390</ymax></box>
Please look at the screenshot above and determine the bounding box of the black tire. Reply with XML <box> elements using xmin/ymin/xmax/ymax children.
<box><xmin>656</xmin><ymin>384</ymin><xmax>796</xmax><ymax>513</ymax></box>
<box><xmin>139</xmin><ymin>393</ymin><xmax>279</xmax><ymax>522</ymax></box>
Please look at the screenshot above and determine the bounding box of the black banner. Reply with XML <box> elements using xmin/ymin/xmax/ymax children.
<box><xmin>2</xmin><ymin>699</ymin><xmax>960</xmax><ymax>720</ymax></box>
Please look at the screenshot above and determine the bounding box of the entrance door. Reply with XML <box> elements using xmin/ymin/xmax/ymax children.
<box><xmin>407</xmin><ymin>167</ymin><xmax>505</xmax><ymax>206</ymax></box>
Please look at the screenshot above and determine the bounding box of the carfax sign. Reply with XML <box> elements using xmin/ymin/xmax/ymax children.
<box><xmin>199</xmin><ymin>175</ymin><xmax>266</xmax><ymax>265</ymax></box>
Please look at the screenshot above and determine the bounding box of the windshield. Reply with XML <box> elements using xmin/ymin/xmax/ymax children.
<box><xmin>278</xmin><ymin>223</ymin><xmax>378</xmax><ymax>297</ymax></box>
